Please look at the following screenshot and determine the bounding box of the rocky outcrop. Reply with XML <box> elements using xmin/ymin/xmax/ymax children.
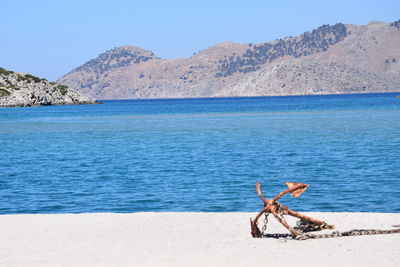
<box><xmin>0</xmin><ymin>67</ymin><xmax>96</xmax><ymax>107</ymax></box>
<box><xmin>58</xmin><ymin>20</ymin><xmax>400</xmax><ymax>99</ymax></box>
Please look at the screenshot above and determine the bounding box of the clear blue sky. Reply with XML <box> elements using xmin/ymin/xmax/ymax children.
<box><xmin>1</xmin><ymin>0</ymin><xmax>399</xmax><ymax>81</ymax></box>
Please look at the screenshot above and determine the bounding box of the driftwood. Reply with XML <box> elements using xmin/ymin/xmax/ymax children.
<box><xmin>250</xmin><ymin>181</ymin><xmax>334</xmax><ymax>238</ymax></box>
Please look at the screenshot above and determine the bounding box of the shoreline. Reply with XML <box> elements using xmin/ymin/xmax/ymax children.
<box><xmin>95</xmin><ymin>91</ymin><xmax>400</xmax><ymax>101</ymax></box>
<box><xmin>1</xmin><ymin>212</ymin><xmax>399</xmax><ymax>266</ymax></box>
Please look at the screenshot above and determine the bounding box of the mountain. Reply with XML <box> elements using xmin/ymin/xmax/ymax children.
<box><xmin>0</xmin><ymin>67</ymin><xmax>96</xmax><ymax>107</ymax></box>
<box><xmin>58</xmin><ymin>20</ymin><xmax>400</xmax><ymax>99</ymax></box>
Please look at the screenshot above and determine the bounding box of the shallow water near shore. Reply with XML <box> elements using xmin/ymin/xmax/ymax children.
<box><xmin>0</xmin><ymin>93</ymin><xmax>399</xmax><ymax>214</ymax></box>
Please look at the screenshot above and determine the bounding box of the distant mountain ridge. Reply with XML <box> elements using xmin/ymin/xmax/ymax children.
<box><xmin>58</xmin><ymin>19</ymin><xmax>400</xmax><ymax>100</ymax></box>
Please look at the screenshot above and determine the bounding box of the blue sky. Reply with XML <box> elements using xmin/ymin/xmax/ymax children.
<box><xmin>1</xmin><ymin>0</ymin><xmax>399</xmax><ymax>81</ymax></box>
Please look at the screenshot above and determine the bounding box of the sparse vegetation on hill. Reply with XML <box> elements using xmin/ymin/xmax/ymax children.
<box><xmin>216</xmin><ymin>23</ymin><xmax>347</xmax><ymax>77</ymax></box>
<box><xmin>0</xmin><ymin>88</ymin><xmax>11</xmax><ymax>96</ymax></box>
<box><xmin>57</xmin><ymin>84</ymin><xmax>68</xmax><ymax>95</ymax></box>
<box><xmin>390</xmin><ymin>19</ymin><xmax>400</xmax><ymax>29</ymax></box>
<box><xmin>72</xmin><ymin>46</ymin><xmax>159</xmax><ymax>74</ymax></box>
<box><xmin>0</xmin><ymin>67</ymin><xmax>14</xmax><ymax>76</ymax></box>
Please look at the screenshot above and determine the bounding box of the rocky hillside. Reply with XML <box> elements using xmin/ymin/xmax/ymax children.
<box><xmin>215</xmin><ymin>58</ymin><xmax>398</xmax><ymax>97</ymax></box>
<box><xmin>0</xmin><ymin>67</ymin><xmax>96</xmax><ymax>107</ymax></box>
<box><xmin>215</xmin><ymin>23</ymin><xmax>348</xmax><ymax>77</ymax></box>
<box><xmin>219</xmin><ymin>21</ymin><xmax>400</xmax><ymax>97</ymax></box>
<box><xmin>58</xmin><ymin>20</ymin><xmax>400</xmax><ymax>99</ymax></box>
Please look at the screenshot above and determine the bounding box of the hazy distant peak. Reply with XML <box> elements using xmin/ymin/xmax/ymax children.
<box><xmin>367</xmin><ymin>21</ymin><xmax>387</xmax><ymax>26</ymax></box>
<box><xmin>192</xmin><ymin>41</ymin><xmax>247</xmax><ymax>60</ymax></box>
<box><xmin>214</xmin><ymin>41</ymin><xmax>240</xmax><ymax>47</ymax></box>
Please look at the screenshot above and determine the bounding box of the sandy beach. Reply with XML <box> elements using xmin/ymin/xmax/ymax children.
<box><xmin>0</xmin><ymin>212</ymin><xmax>399</xmax><ymax>266</ymax></box>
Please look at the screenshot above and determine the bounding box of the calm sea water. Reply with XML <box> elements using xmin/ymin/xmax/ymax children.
<box><xmin>0</xmin><ymin>93</ymin><xmax>399</xmax><ymax>214</ymax></box>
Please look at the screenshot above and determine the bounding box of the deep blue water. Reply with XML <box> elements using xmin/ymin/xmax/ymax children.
<box><xmin>0</xmin><ymin>93</ymin><xmax>399</xmax><ymax>214</ymax></box>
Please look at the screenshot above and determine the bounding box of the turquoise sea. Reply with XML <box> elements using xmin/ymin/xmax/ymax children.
<box><xmin>0</xmin><ymin>93</ymin><xmax>399</xmax><ymax>214</ymax></box>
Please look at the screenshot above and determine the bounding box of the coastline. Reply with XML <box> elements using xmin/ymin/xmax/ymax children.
<box><xmin>1</xmin><ymin>91</ymin><xmax>397</xmax><ymax>107</ymax></box>
<box><xmin>0</xmin><ymin>101</ymin><xmax>99</xmax><ymax>108</ymax></box>
<box><xmin>1</xmin><ymin>212</ymin><xmax>399</xmax><ymax>266</ymax></box>
<box><xmin>95</xmin><ymin>91</ymin><xmax>400</xmax><ymax>101</ymax></box>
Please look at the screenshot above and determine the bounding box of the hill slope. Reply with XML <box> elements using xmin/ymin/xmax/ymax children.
<box><xmin>217</xmin><ymin>21</ymin><xmax>400</xmax><ymax>97</ymax></box>
<box><xmin>0</xmin><ymin>67</ymin><xmax>96</xmax><ymax>107</ymax></box>
<box><xmin>58</xmin><ymin>20</ymin><xmax>400</xmax><ymax>99</ymax></box>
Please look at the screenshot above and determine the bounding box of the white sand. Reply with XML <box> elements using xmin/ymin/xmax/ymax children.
<box><xmin>0</xmin><ymin>212</ymin><xmax>399</xmax><ymax>266</ymax></box>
